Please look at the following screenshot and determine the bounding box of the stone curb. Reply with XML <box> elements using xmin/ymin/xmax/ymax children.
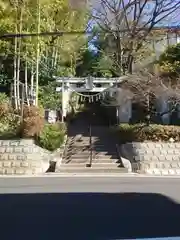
<box><xmin>3</xmin><ymin>172</ymin><xmax>180</xmax><ymax>178</ymax></box>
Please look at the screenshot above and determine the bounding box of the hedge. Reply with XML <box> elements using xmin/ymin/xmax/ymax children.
<box><xmin>117</xmin><ymin>123</ymin><xmax>180</xmax><ymax>143</ymax></box>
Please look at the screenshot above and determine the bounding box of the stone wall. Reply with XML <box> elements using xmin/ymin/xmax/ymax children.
<box><xmin>0</xmin><ymin>139</ymin><xmax>51</xmax><ymax>175</ymax></box>
<box><xmin>121</xmin><ymin>142</ymin><xmax>180</xmax><ymax>175</ymax></box>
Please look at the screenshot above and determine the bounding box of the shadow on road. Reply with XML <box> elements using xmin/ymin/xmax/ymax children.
<box><xmin>0</xmin><ymin>192</ymin><xmax>180</xmax><ymax>240</ymax></box>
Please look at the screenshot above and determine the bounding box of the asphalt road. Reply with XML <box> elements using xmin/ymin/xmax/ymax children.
<box><xmin>1</xmin><ymin>176</ymin><xmax>180</xmax><ymax>240</ymax></box>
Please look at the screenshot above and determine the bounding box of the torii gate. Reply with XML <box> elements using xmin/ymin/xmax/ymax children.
<box><xmin>55</xmin><ymin>76</ymin><xmax>132</xmax><ymax>123</ymax></box>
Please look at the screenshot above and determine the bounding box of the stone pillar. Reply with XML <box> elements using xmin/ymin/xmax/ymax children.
<box><xmin>62</xmin><ymin>84</ymin><xmax>71</xmax><ymax>119</ymax></box>
<box><xmin>156</xmin><ymin>96</ymin><xmax>170</xmax><ymax>124</ymax></box>
<box><xmin>118</xmin><ymin>99</ymin><xmax>132</xmax><ymax>123</ymax></box>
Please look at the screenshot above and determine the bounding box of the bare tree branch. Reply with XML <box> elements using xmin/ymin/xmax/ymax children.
<box><xmin>92</xmin><ymin>0</ymin><xmax>180</xmax><ymax>74</ymax></box>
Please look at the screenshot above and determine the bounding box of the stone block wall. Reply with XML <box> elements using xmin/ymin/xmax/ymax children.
<box><xmin>121</xmin><ymin>142</ymin><xmax>180</xmax><ymax>175</ymax></box>
<box><xmin>0</xmin><ymin>139</ymin><xmax>50</xmax><ymax>175</ymax></box>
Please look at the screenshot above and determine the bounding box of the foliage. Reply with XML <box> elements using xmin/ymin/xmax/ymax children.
<box><xmin>0</xmin><ymin>93</ymin><xmax>10</xmax><ymax>119</ymax></box>
<box><xmin>76</xmin><ymin>33</ymin><xmax>114</xmax><ymax>77</ymax></box>
<box><xmin>0</xmin><ymin>94</ymin><xmax>20</xmax><ymax>138</ymax></box>
<box><xmin>0</xmin><ymin>92</ymin><xmax>9</xmax><ymax>103</ymax></box>
<box><xmin>20</xmin><ymin>105</ymin><xmax>44</xmax><ymax>138</ymax></box>
<box><xmin>37</xmin><ymin>122</ymin><xmax>66</xmax><ymax>151</ymax></box>
<box><xmin>0</xmin><ymin>0</ymin><xmax>89</xmax><ymax>89</ymax></box>
<box><xmin>0</xmin><ymin>113</ymin><xmax>21</xmax><ymax>138</ymax></box>
<box><xmin>38</xmin><ymin>82</ymin><xmax>61</xmax><ymax>109</ymax></box>
<box><xmin>158</xmin><ymin>43</ymin><xmax>180</xmax><ymax>76</ymax></box>
<box><xmin>117</xmin><ymin>123</ymin><xmax>180</xmax><ymax>143</ymax></box>
<box><xmin>76</xmin><ymin>48</ymin><xmax>113</xmax><ymax>77</ymax></box>
<box><xmin>159</xmin><ymin>43</ymin><xmax>180</xmax><ymax>63</ymax></box>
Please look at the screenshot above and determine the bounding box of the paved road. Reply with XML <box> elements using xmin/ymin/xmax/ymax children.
<box><xmin>1</xmin><ymin>176</ymin><xmax>180</xmax><ymax>240</ymax></box>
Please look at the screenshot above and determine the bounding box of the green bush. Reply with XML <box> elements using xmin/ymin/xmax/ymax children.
<box><xmin>158</xmin><ymin>43</ymin><xmax>180</xmax><ymax>76</ymax></box>
<box><xmin>117</xmin><ymin>123</ymin><xmax>180</xmax><ymax>143</ymax></box>
<box><xmin>37</xmin><ymin>122</ymin><xmax>66</xmax><ymax>151</ymax></box>
<box><xmin>159</xmin><ymin>43</ymin><xmax>180</xmax><ymax>63</ymax></box>
<box><xmin>0</xmin><ymin>93</ymin><xmax>10</xmax><ymax>119</ymax></box>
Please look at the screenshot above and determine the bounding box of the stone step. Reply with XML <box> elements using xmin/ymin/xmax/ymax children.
<box><xmin>68</xmin><ymin>137</ymin><xmax>99</xmax><ymax>142</ymax></box>
<box><xmin>93</xmin><ymin>146</ymin><xmax>117</xmax><ymax>150</ymax></box>
<box><xmin>55</xmin><ymin>166</ymin><xmax>128</xmax><ymax>173</ymax></box>
<box><xmin>65</xmin><ymin>155</ymin><xmax>90</xmax><ymax>159</ymax></box>
<box><xmin>67</xmin><ymin>143</ymin><xmax>116</xmax><ymax>148</ymax></box>
<box><xmin>68</xmin><ymin>154</ymin><xmax>118</xmax><ymax>159</ymax></box>
<box><xmin>66</xmin><ymin>149</ymin><xmax>117</xmax><ymax>154</ymax></box>
<box><xmin>66</xmin><ymin>150</ymin><xmax>118</xmax><ymax>154</ymax></box>
<box><xmin>66</xmin><ymin>151</ymin><xmax>90</xmax><ymax>155</ymax></box>
<box><xmin>62</xmin><ymin>159</ymin><xmax>89</xmax><ymax>164</ymax></box>
<box><xmin>62</xmin><ymin>159</ymin><xmax>120</xmax><ymax>164</ymax></box>
<box><xmin>60</xmin><ymin>163</ymin><xmax>121</xmax><ymax>168</ymax></box>
<box><xmin>93</xmin><ymin>152</ymin><xmax>117</xmax><ymax>156</ymax></box>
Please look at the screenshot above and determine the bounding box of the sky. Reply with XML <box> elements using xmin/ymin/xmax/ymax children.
<box><xmin>88</xmin><ymin>0</ymin><xmax>180</xmax><ymax>28</ymax></box>
<box><xmin>87</xmin><ymin>0</ymin><xmax>180</xmax><ymax>51</ymax></box>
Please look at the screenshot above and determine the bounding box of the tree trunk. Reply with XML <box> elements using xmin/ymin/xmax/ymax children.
<box><xmin>13</xmin><ymin>4</ymin><xmax>19</xmax><ymax>110</ymax></box>
<box><xmin>51</xmin><ymin>46</ymin><xmax>55</xmax><ymax>68</ymax></box>
<box><xmin>145</xmin><ymin>92</ymin><xmax>150</xmax><ymax>126</ymax></box>
<box><xmin>25</xmin><ymin>57</ymin><xmax>29</xmax><ymax>106</ymax></box>
<box><xmin>35</xmin><ymin>0</ymin><xmax>40</xmax><ymax>106</ymax></box>
<box><xmin>127</xmin><ymin>54</ymin><xmax>133</xmax><ymax>74</ymax></box>
<box><xmin>30</xmin><ymin>63</ymin><xmax>34</xmax><ymax>105</ymax></box>
<box><xmin>127</xmin><ymin>40</ymin><xmax>134</xmax><ymax>74</ymax></box>
<box><xmin>115</xmin><ymin>34</ymin><xmax>122</xmax><ymax>76</ymax></box>
<box><xmin>13</xmin><ymin>36</ymin><xmax>18</xmax><ymax>109</ymax></box>
<box><xmin>16</xmin><ymin>7</ymin><xmax>23</xmax><ymax>109</ymax></box>
<box><xmin>54</xmin><ymin>47</ymin><xmax>58</xmax><ymax>69</ymax></box>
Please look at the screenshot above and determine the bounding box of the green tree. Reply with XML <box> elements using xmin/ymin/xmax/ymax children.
<box><xmin>0</xmin><ymin>0</ymin><xmax>89</xmax><ymax>108</ymax></box>
<box><xmin>76</xmin><ymin>31</ymin><xmax>114</xmax><ymax>77</ymax></box>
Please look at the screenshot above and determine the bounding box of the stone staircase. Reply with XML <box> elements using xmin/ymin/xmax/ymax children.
<box><xmin>56</xmin><ymin>126</ymin><xmax>128</xmax><ymax>174</ymax></box>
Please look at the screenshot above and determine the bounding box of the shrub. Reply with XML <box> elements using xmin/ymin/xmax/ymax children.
<box><xmin>158</xmin><ymin>43</ymin><xmax>180</xmax><ymax>76</ymax></box>
<box><xmin>117</xmin><ymin>123</ymin><xmax>180</xmax><ymax>143</ymax></box>
<box><xmin>37</xmin><ymin>122</ymin><xmax>66</xmax><ymax>151</ymax></box>
<box><xmin>0</xmin><ymin>94</ymin><xmax>20</xmax><ymax>138</ymax></box>
<box><xmin>0</xmin><ymin>93</ymin><xmax>10</xmax><ymax>119</ymax></box>
<box><xmin>20</xmin><ymin>105</ymin><xmax>44</xmax><ymax>138</ymax></box>
<box><xmin>23</xmin><ymin>104</ymin><xmax>44</xmax><ymax>118</ymax></box>
<box><xmin>0</xmin><ymin>113</ymin><xmax>21</xmax><ymax>138</ymax></box>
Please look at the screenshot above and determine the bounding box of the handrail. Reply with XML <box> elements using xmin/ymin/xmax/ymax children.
<box><xmin>86</xmin><ymin>124</ymin><xmax>93</xmax><ymax>167</ymax></box>
<box><xmin>62</xmin><ymin>136</ymin><xmax>69</xmax><ymax>164</ymax></box>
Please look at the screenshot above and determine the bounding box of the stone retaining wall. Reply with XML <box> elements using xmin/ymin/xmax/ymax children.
<box><xmin>0</xmin><ymin>139</ymin><xmax>51</xmax><ymax>175</ymax></box>
<box><xmin>121</xmin><ymin>142</ymin><xmax>180</xmax><ymax>175</ymax></box>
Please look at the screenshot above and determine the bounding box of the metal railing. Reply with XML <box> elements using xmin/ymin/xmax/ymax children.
<box><xmin>86</xmin><ymin>124</ymin><xmax>93</xmax><ymax>167</ymax></box>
